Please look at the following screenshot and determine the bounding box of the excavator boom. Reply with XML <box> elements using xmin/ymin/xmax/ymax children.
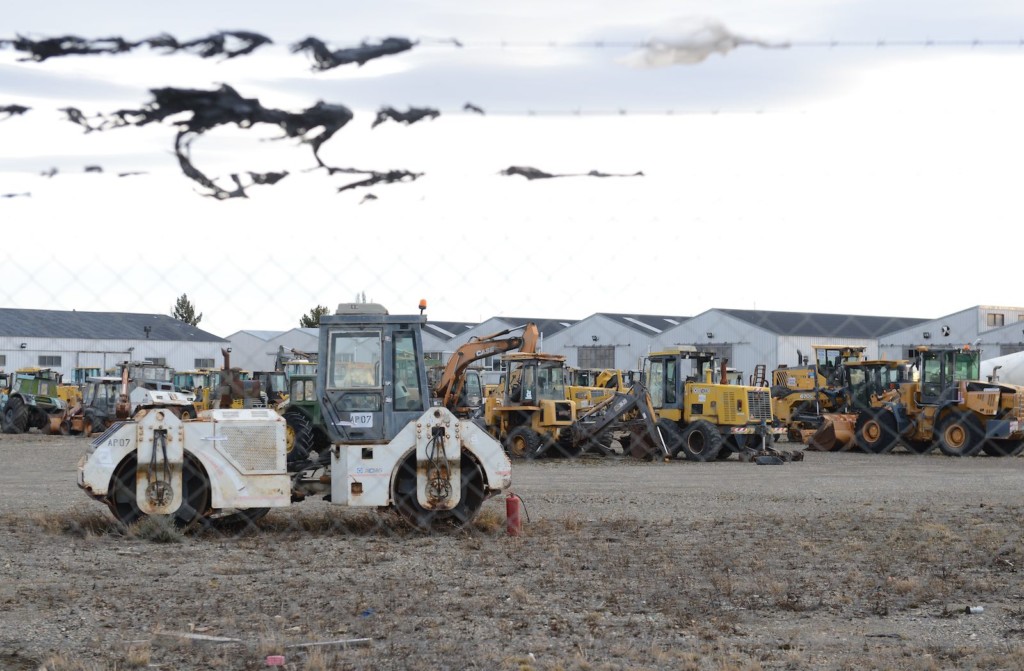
<box><xmin>435</xmin><ymin>322</ymin><xmax>539</xmax><ymax>412</ymax></box>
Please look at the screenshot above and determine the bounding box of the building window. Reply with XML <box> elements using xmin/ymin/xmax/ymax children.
<box><xmin>0</xmin><ymin>355</ymin><xmax>5</xmax><ymax>367</ymax></box>
<box><xmin>578</xmin><ymin>345</ymin><xmax>614</xmax><ymax>369</ymax></box>
<box><xmin>38</xmin><ymin>355</ymin><xmax>61</xmax><ymax>367</ymax></box>
<box><xmin>147</xmin><ymin>357</ymin><xmax>167</xmax><ymax>366</ymax></box>
<box><xmin>195</xmin><ymin>358</ymin><xmax>215</xmax><ymax>368</ymax></box>
<box><xmin>988</xmin><ymin>313</ymin><xmax>1005</xmax><ymax>327</ymax></box>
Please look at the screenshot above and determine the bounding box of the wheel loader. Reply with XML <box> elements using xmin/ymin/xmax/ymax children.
<box><xmin>836</xmin><ymin>345</ymin><xmax>1024</xmax><ymax>457</ymax></box>
<box><xmin>644</xmin><ymin>347</ymin><xmax>795</xmax><ymax>462</ymax></box>
<box><xmin>770</xmin><ymin>345</ymin><xmax>866</xmax><ymax>444</ymax></box>
<box><xmin>803</xmin><ymin>357</ymin><xmax>912</xmax><ymax>451</ymax></box>
<box><xmin>78</xmin><ymin>301</ymin><xmax>513</xmax><ymax>531</ymax></box>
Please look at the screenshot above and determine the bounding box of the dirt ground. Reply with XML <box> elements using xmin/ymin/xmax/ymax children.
<box><xmin>2</xmin><ymin>432</ymin><xmax>1024</xmax><ymax>671</ymax></box>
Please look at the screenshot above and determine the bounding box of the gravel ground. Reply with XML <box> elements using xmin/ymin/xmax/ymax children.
<box><xmin>1</xmin><ymin>432</ymin><xmax>1023</xmax><ymax>670</ymax></box>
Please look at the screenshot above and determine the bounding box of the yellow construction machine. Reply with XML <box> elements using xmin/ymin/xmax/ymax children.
<box><xmin>645</xmin><ymin>347</ymin><xmax>795</xmax><ymax>462</ymax></box>
<box><xmin>811</xmin><ymin>345</ymin><xmax>1024</xmax><ymax>456</ymax></box>
<box><xmin>804</xmin><ymin>357</ymin><xmax>911</xmax><ymax>451</ymax></box>
<box><xmin>771</xmin><ymin>345</ymin><xmax>866</xmax><ymax>444</ymax></box>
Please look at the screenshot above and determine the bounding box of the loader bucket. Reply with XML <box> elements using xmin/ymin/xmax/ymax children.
<box><xmin>805</xmin><ymin>413</ymin><xmax>857</xmax><ymax>452</ymax></box>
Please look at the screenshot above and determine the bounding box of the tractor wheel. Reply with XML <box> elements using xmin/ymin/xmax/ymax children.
<box><xmin>108</xmin><ymin>454</ymin><xmax>211</xmax><ymax>529</ymax></box>
<box><xmin>504</xmin><ymin>426</ymin><xmax>543</xmax><ymax>460</ymax></box>
<box><xmin>179</xmin><ymin>406</ymin><xmax>196</xmax><ymax>421</ymax></box>
<box><xmin>59</xmin><ymin>420</ymin><xmax>72</xmax><ymax>436</ymax></box>
<box><xmin>392</xmin><ymin>452</ymin><xmax>486</xmax><ymax>531</ymax></box>
<box><xmin>657</xmin><ymin>419</ymin><xmax>685</xmax><ymax>459</ymax></box>
<box><xmin>981</xmin><ymin>438</ymin><xmax>1024</xmax><ymax>457</ymax></box>
<box><xmin>284</xmin><ymin>411</ymin><xmax>315</xmax><ymax>464</ymax></box>
<box><xmin>3</xmin><ymin>398</ymin><xmax>28</xmax><ymax>434</ymax></box>
<box><xmin>854</xmin><ymin>410</ymin><xmax>899</xmax><ymax>454</ymax></box>
<box><xmin>936</xmin><ymin>411</ymin><xmax>984</xmax><ymax>457</ymax></box>
<box><xmin>677</xmin><ymin>420</ymin><xmax>723</xmax><ymax>462</ymax></box>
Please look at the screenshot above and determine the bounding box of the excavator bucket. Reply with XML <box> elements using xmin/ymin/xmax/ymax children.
<box><xmin>805</xmin><ymin>413</ymin><xmax>857</xmax><ymax>451</ymax></box>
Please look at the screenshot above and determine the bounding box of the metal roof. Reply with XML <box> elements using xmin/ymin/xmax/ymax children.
<box><xmin>423</xmin><ymin>320</ymin><xmax>477</xmax><ymax>341</ymax></box>
<box><xmin>596</xmin><ymin>313</ymin><xmax>691</xmax><ymax>334</ymax></box>
<box><xmin>491</xmin><ymin>317</ymin><xmax>578</xmax><ymax>337</ymax></box>
<box><xmin>0</xmin><ymin>308</ymin><xmax>227</xmax><ymax>342</ymax></box>
<box><xmin>234</xmin><ymin>330</ymin><xmax>285</xmax><ymax>341</ymax></box>
<box><xmin>717</xmin><ymin>309</ymin><xmax>928</xmax><ymax>339</ymax></box>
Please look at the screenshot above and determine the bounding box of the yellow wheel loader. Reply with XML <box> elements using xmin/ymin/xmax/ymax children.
<box><xmin>770</xmin><ymin>345</ymin><xmax>866</xmax><ymax>444</ymax></box>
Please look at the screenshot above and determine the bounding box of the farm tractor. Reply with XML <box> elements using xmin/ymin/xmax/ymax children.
<box><xmin>78</xmin><ymin>301</ymin><xmax>513</xmax><ymax>531</ymax></box>
<box><xmin>2</xmin><ymin>367</ymin><xmax>68</xmax><ymax>434</ymax></box>
<box><xmin>817</xmin><ymin>345</ymin><xmax>1024</xmax><ymax>456</ymax></box>
<box><xmin>644</xmin><ymin>347</ymin><xmax>796</xmax><ymax>462</ymax></box>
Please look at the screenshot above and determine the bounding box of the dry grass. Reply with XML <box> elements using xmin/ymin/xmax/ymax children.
<box><xmin>7</xmin><ymin>476</ymin><xmax>1024</xmax><ymax>670</ymax></box>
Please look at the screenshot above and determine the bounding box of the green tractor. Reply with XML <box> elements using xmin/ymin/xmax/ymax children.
<box><xmin>2</xmin><ymin>368</ymin><xmax>68</xmax><ymax>434</ymax></box>
<box><xmin>278</xmin><ymin>357</ymin><xmax>331</xmax><ymax>467</ymax></box>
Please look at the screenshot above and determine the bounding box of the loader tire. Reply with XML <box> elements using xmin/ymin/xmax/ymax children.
<box><xmin>677</xmin><ymin>420</ymin><xmax>722</xmax><ymax>462</ymax></box>
<box><xmin>505</xmin><ymin>426</ymin><xmax>543</xmax><ymax>460</ymax></box>
<box><xmin>284</xmin><ymin>411</ymin><xmax>314</xmax><ymax>464</ymax></box>
<box><xmin>980</xmin><ymin>438</ymin><xmax>1024</xmax><ymax>457</ymax></box>
<box><xmin>936</xmin><ymin>411</ymin><xmax>983</xmax><ymax>457</ymax></box>
<box><xmin>854</xmin><ymin>410</ymin><xmax>899</xmax><ymax>454</ymax></box>
<box><xmin>3</xmin><ymin>398</ymin><xmax>28</xmax><ymax>434</ymax></box>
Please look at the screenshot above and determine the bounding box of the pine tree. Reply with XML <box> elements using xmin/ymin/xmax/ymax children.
<box><xmin>171</xmin><ymin>293</ymin><xmax>202</xmax><ymax>326</ymax></box>
<box><xmin>300</xmin><ymin>305</ymin><xmax>331</xmax><ymax>328</ymax></box>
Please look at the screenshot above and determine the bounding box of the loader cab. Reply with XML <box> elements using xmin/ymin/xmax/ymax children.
<box><xmin>318</xmin><ymin>303</ymin><xmax>430</xmax><ymax>444</ymax></box>
<box><xmin>504</xmin><ymin>354</ymin><xmax>568</xmax><ymax>405</ymax></box>
<box><xmin>916</xmin><ymin>346</ymin><xmax>981</xmax><ymax>405</ymax></box>
<box><xmin>844</xmin><ymin>360</ymin><xmax>910</xmax><ymax>411</ymax></box>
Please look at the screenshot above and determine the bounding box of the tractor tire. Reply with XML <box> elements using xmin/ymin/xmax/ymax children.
<box><xmin>854</xmin><ymin>409</ymin><xmax>899</xmax><ymax>454</ymax></box>
<box><xmin>284</xmin><ymin>411</ymin><xmax>315</xmax><ymax>465</ymax></box>
<box><xmin>504</xmin><ymin>426</ymin><xmax>543</xmax><ymax>460</ymax></box>
<box><xmin>677</xmin><ymin>420</ymin><xmax>723</xmax><ymax>462</ymax></box>
<box><xmin>3</xmin><ymin>398</ymin><xmax>28</xmax><ymax>434</ymax></box>
<box><xmin>936</xmin><ymin>411</ymin><xmax>984</xmax><ymax>457</ymax></box>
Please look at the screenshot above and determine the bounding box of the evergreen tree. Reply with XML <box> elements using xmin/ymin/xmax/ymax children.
<box><xmin>300</xmin><ymin>305</ymin><xmax>331</xmax><ymax>328</ymax></box>
<box><xmin>171</xmin><ymin>293</ymin><xmax>202</xmax><ymax>326</ymax></box>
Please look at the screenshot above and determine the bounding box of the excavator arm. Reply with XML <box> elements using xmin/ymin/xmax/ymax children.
<box><xmin>435</xmin><ymin>322</ymin><xmax>539</xmax><ymax>413</ymax></box>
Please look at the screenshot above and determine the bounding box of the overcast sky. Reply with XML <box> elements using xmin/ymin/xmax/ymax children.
<box><xmin>2</xmin><ymin>1</ymin><xmax>1023</xmax><ymax>337</ymax></box>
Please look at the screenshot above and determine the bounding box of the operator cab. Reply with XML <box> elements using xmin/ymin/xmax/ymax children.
<box><xmin>318</xmin><ymin>303</ymin><xmax>430</xmax><ymax>443</ymax></box>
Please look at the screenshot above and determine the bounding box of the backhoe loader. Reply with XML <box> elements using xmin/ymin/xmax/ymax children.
<box><xmin>483</xmin><ymin>351</ymin><xmax>666</xmax><ymax>459</ymax></box>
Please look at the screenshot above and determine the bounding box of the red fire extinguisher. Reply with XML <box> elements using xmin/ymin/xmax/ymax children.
<box><xmin>506</xmin><ymin>493</ymin><xmax>522</xmax><ymax>536</ymax></box>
